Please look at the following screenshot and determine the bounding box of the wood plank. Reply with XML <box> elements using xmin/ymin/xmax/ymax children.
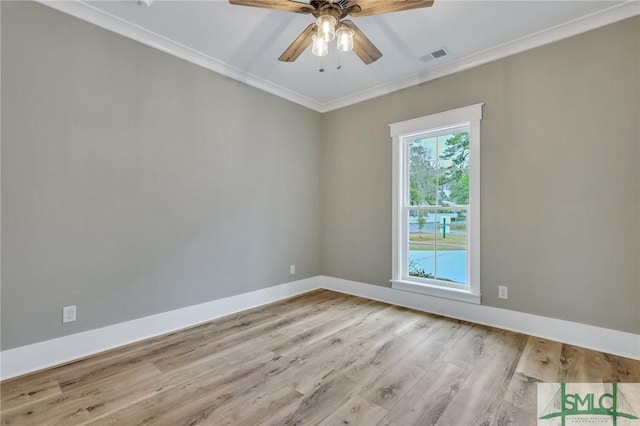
<box><xmin>265</xmin><ymin>372</ymin><xmax>356</xmax><ymax>426</ymax></box>
<box><xmin>0</xmin><ymin>378</ymin><xmax>61</xmax><ymax>414</ymax></box>
<box><xmin>152</xmin><ymin>327</ymin><xmax>288</xmax><ymax>373</ymax></box>
<box><xmin>268</xmin><ymin>300</ymin><xmax>379</xmax><ymax>356</ymax></box>
<box><xmin>559</xmin><ymin>347</ymin><xmax>640</xmax><ymax>383</ymax></box>
<box><xmin>384</xmin><ymin>362</ymin><xmax>471</xmax><ymax>425</ymax></box>
<box><xmin>557</xmin><ymin>344</ymin><xmax>612</xmax><ymax>382</ymax></box>
<box><xmin>437</xmin><ymin>327</ymin><xmax>528</xmax><ymax>425</ymax></box>
<box><xmin>359</xmin><ymin>305</ymin><xmax>423</xmax><ymax>337</ymax></box>
<box><xmin>376</xmin><ymin>416</ymin><xmax>397</xmax><ymax>426</ymax></box>
<box><xmin>268</xmin><ymin>324</ymin><xmax>377</xmax><ymax>393</ymax></box>
<box><xmin>393</xmin><ymin>312</ymin><xmax>444</xmax><ymax>342</ymax></box>
<box><xmin>318</xmin><ymin>395</ymin><xmax>387</xmax><ymax>426</ymax></box>
<box><xmin>293</xmin><ymin>364</ymin><xmax>347</xmax><ymax>396</ymax></box>
<box><xmin>86</xmin><ymin>348</ymin><xmax>277</xmax><ymax>425</ymax></box>
<box><xmin>213</xmin><ymin>386</ymin><xmax>303</xmax><ymax>425</ymax></box>
<box><xmin>89</xmin><ymin>349</ymin><xmax>279</xmax><ymax>425</ymax></box>
<box><xmin>339</xmin><ymin>333</ymin><xmax>418</xmax><ymax>386</ymax></box>
<box><xmin>502</xmin><ymin>372</ymin><xmax>540</xmax><ymax>413</ymax></box>
<box><xmin>515</xmin><ymin>336</ymin><xmax>562</xmax><ymax>382</ymax></box>
<box><xmin>267</xmin><ymin>291</ymin><xmax>351</xmax><ymax>318</ymax></box>
<box><xmin>347</xmin><ymin>334</ymin><xmax>415</xmax><ymax>374</ymax></box>
<box><xmin>492</xmin><ymin>400</ymin><xmax>537</xmax><ymax>426</ymax></box>
<box><xmin>357</xmin><ymin>364</ymin><xmax>425</xmax><ymax>410</ymax></box>
<box><xmin>270</xmin><ymin>307</ymin><xmax>415</xmax><ymax>394</ymax></box>
<box><xmin>602</xmin><ymin>352</ymin><xmax>640</xmax><ymax>382</ymax></box>
<box><xmin>403</xmin><ymin>317</ymin><xmax>472</xmax><ymax>368</ymax></box>
<box><xmin>1</xmin><ymin>362</ymin><xmax>161</xmax><ymax>425</ymax></box>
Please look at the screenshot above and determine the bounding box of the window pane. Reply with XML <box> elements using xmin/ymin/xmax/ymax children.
<box><xmin>408</xmin><ymin>209</ymin><xmax>467</xmax><ymax>284</ymax></box>
<box><xmin>437</xmin><ymin>132</ymin><xmax>470</xmax><ymax>206</ymax></box>
<box><xmin>408</xmin><ymin>138</ymin><xmax>438</xmax><ymax>206</ymax></box>
<box><xmin>434</xmin><ymin>210</ymin><xmax>467</xmax><ymax>284</ymax></box>
<box><xmin>408</xmin><ymin>210</ymin><xmax>436</xmax><ymax>279</ymax></box>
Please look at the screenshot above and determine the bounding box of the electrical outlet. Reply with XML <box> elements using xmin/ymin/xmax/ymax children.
<box><xmin>290</xmin><ymin>265</ymin><xmax>295</xmax><ymax>275</ymax></box>
<box><xmin>63</xmin><ymin>305</ymin><xmax>76</xmax><ymax>323</ymax></box>
<box><xmin>498</xmin><ymin>286</ymin><xmax>508</xmax><ymax>300</ymax></box>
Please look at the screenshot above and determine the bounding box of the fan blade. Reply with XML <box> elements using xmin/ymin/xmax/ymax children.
<box><xmin>278</xmin><ymin>23</ymin><xmax>316</xmax><ymax>62</ymax></box>
<box><xmin>229</xmin><ymin>0</ymin><xmax>314</xmax><ymax>14</ymax></box>
<box><xmin>341</xmin><ymin>20</ymin><xmax>382</xmax><ymax>64</ymax></box>
<box><xmin>346</xmin><ymin>0</ymin><xmax>434</xmax><ymax>17</ymax></box>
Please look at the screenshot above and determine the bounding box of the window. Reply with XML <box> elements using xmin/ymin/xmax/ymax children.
<box><xmin>390</xmin><ymin>104</ymin><xmax>482</xmax><ymax>304</ymax></box>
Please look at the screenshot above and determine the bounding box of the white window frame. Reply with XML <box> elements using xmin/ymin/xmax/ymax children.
<box><xmin>390</xmin><ymin>104</ymin><xmax>483</xmax><ymax>304</ymax></box>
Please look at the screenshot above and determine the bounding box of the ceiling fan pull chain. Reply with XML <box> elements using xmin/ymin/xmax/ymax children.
<box><xmin>319</xmin><ymin>56</ymin><xmax>325</xmax><ymax>73</ymax></box>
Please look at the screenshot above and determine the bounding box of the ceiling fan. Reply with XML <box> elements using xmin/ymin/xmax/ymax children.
<box><xmin>228</xmin><ymin>0</ymin><xmax>434</xmax><ymax>65</ymax></box>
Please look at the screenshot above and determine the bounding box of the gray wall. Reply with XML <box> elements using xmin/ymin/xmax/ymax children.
<box><xmin>1</xmin><ymin>2</ymin><xmax>321</xmax><ymax>350</ymax></box>
<box><xmin>2</xmin><ymin>2</ymin><xmax>638</xmax><ymax>351</ymax></box>
<box><xmin>321</xmin><ymin>16</ymin><xmax>640</xmax><ymax>334</ymax></box>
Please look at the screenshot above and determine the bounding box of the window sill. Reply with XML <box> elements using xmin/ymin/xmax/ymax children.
<box><xmin>391</xmin><ymin>279</ymin><xmax>481</xmax><ymax>304</ymax></box>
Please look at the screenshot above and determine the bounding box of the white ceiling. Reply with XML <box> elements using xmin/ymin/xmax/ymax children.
<box><xmin>42</xmin><ymin>1</ymin><xmax>639</xmax><ymax>112</ymax></box>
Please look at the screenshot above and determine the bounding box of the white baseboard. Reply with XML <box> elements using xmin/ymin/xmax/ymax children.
<box><xmin>320</xmin><ymin>276</ymin><xmax>640</xmax><ymax>361</ymax></box>
<box><xmin>2</xmin><ymin>274</ymin><xmax>637</xmax><ymax>381</ymax></box>
<box><xmin>0</xmin><ymin>277</ymin><xmax>321</xmax><ymax>381</ymax></box>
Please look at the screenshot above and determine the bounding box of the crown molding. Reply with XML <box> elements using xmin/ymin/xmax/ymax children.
<box><xmin>37</xmin><ymin>0</ymin><xmax>325</xmax><ymax>112</ymax></box>
<box><xmin>321</xmin><ymin>0</ymin><xmax>640</xmax><ymax>112</ymax></box>
<box><xmin>38</xmin><ymin>1</ymin><xmax>639</xmax><ymax>113</ymax></box>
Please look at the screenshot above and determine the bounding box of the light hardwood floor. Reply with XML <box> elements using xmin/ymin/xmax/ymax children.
<box><xmin>2</xmin><ymin>290</ymin><xmax>639</xmax><ymax>425</ymax></box>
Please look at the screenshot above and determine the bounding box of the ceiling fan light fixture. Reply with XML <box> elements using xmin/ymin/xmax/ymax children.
<box><xmin>231</xmin><ymin>0</ymin><xmax>435</xmax><ymax>66</ymax></box>
<box><xmin>336</xmin><ymin>26</ymin><xmax>354</xmax><ymax>52</ymax></box>
<box><xmin>316</xmin><ymin>15</ymin><xmax>336</xmax><ymax>42</ymax></box>
<box><xmin>311</xmin><ymin>33</ymin><xmax>328</xmax><ymax>57</ymax></box>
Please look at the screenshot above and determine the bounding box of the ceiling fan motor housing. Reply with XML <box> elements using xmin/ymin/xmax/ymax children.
<box><xmin>311</xmin><ymin>0</ymin><xmax>358</xmax><ymax>19</ymax></box>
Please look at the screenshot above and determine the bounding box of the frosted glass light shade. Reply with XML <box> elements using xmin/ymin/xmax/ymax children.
<box><xmin>316</xmin><ymin>15</ymin><xmax>336</xmax><ymax>42</ymax></box>
<box><xmin>311</xmin><ymin>33</ymin><xmax>328</xmax><ymax>57</ymax></box>
<box><xmin>336</xmin><ymin>26</ymin><xmax>354</xmax><ymax>52</ymax></box>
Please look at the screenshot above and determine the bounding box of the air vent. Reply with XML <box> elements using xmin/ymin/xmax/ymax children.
<box><xmin>419</xmin><ymin>47</ymin><xmax>450</xmax><ymax>63</ymax></box>
<box><xmin>431</xmin><ymin>48</ymin><xmax>447</xmax><ymax>58</ymax></box>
